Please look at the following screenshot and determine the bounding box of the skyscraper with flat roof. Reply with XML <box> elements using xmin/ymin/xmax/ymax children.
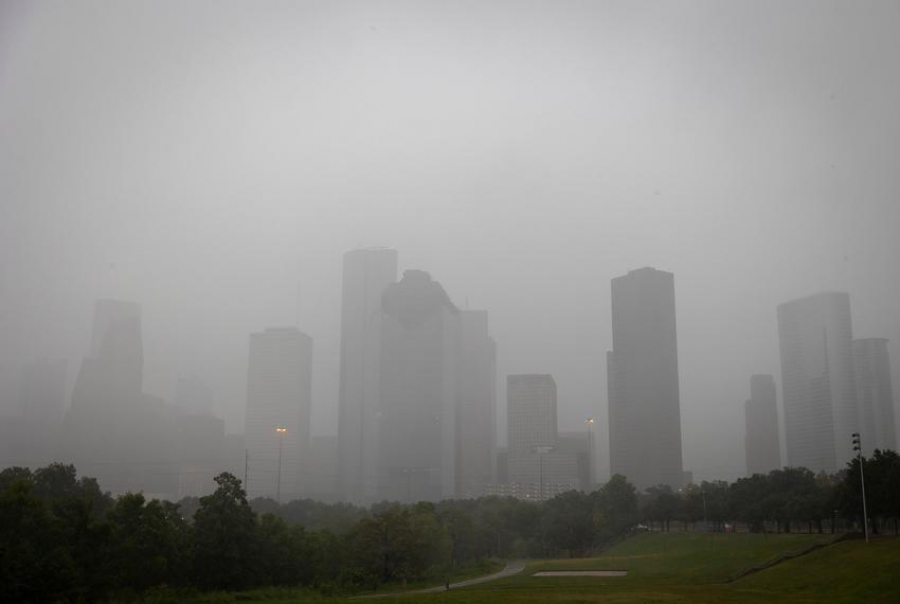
<box><xmin>244</xmin><ymin>327</ymin><xmax>312</xmax><ymax>500</ymax></box>
<box><xmin>777</xmin><ymin>292</ymin><xmax>857</xmax><ymax>473</ymax></box>
<box><xmin>337</xmin><ymin>248</ymin><xmax>398</xmax><ymax>503</ymax></box>
<box><xmin>853</xmin><ymin>338</ymin><xmax>897</xmax><ymax>454</ymax></box>
<box><xmin>607</xmin><ymin>267</ymin><xmax>684</xmax><ymax>489</ymax></box>
<box><xmin>744</xmin><ymin>374</ymin><xmax>781</xmax><ymax>476</ymax></box>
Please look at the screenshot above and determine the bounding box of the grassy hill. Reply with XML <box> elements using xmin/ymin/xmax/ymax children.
<box><xmin>152</xmin><ymin>532</ymin><xmax>900</xmax><ymax>603</ymax></box>
<box><xmin>381</xmin><ymin>533</ymin><xmax>899</xmax><ymax>603</ymax></box>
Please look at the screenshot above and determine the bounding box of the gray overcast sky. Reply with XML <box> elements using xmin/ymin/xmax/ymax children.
<box><xmin>2</xmin><ymin>0</ymin><xmax>899</xmax><ymax>481</ymax></box>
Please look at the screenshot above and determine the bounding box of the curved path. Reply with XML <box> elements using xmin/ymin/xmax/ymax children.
<box><xmin>354</xmin><ymin>559</ymin><xmax>527</xmax><ymax>598</ymax></box>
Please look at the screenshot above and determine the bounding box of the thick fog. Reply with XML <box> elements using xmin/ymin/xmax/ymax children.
<box><xmin>2</xmin><ymin>0</ymin><xmax>899</xmax><ymax>482</ymax></box>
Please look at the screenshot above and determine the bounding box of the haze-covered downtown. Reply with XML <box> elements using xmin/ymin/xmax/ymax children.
<box><xmin>3</xmin><ymin>0</ymin><xmax>900</xmax><ymax>513</ymax></box>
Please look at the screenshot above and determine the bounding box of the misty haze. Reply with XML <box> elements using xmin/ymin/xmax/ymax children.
<box><xmin>2</xmin><ymin>1</ymin><xmax>899</xmax><ymax>602</ymax></box>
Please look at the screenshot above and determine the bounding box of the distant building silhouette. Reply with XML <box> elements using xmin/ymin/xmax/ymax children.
<box><xmin>853</xmin><ymin>338</ymin><xmax>897</xmax><ymax>454</ymax></box>
<box><xmin>607</xmin><ymin>267</ymin><xmax>684</xmax><ymax>489</ymax></box>
<box><xmin>377</xmin><ymin>270</ymin><xmax>460</xmax><ymax>502</ymax></box>
<box><xmin>175</xmin><ymin>374</ymin><xmax>215</xmax><ymax>416</ymax></box>
<box><xmin>0</xmin><ymin>358</ymin><xmax>68</xmax><ymax>468</ymax></box>
<box><xmin>244</xmin><ymin>327</ymin><xmax>312</xmax><ymax>500</ymax></box>
<box><xmin>336</xmin><ymin>248</ymin><xmax>398</xmax><ymax>504</ymax></box>
<box><xmin>54</xmin><ymin>299</ymin><xmax>231</xmax><ymax>497</ymax></box>
<box><xmin>778</xmin><ymin>292</ymin><xmax>857</xmax><ymax>473</ymax></box>
<box><xmin>505</xmin><ymin>374</ymin><xmax>579</xmax><ymax>499</ymax></box>
<box><xmin>744</xmin><ymin>374</ymin><xmax>781</xmax><ymax>476</ymax></box>
<box><xmin>556</xmin><ymin>430</ymin><xmax>591</xmax><ymax>491</ymax></box>
<box><xmin>457</xmin><ymin>310</ymin><xmax>497</xmax><ymax>497</ymax></box>
<box><xmin>59</xmin><ymin>299</ymin><xmax>150</xmax><ymax>492</ymax></box>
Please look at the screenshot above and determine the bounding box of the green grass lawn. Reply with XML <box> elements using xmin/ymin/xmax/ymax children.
<box><xmin>375</xmin><ymin>533</ymin><xmax>899</xmax><ymax>603</ymax></box>
<box><xmin>148</xmin><ymin>533</ymin><xmax>900</xmax><ymax>603</ymax></box>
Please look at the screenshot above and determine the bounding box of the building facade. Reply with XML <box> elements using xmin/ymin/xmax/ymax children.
<box><xmin>506</xmin><ymin>374</ymin><xmax>579</xmax><ymax>499</ymax></box>
<box><xmin>336</xmin><ymin>248</ymin><xmax>398</xmax><ymax>504</ymax></box>
<box><xmin>244</xmin><ymin>327</ymin><xmax>313</xmax><ymax>501</ymax></box>
<box><xmin>377</xmin><ymin>270</ymin><xmax>461</xmax><ymax>502</ymax></box>
<box><xmin>457</xmin><ymin>310</ymin><xmax>497</xmax><ymax>497</ymax></box>
<box><xmin>853</xmin><ymin>338</ymin><xmax>897</xmax><ymax>454</ymax></box>
<box><xmin>744</xmin><ymin>374</ymin><xmax>782</xmax><ymax>476</ymax></box>
<box><xmin>777</xmin><ymin>292</ymin><xmax>857</xmax><ymax>473</ymax></box>
<box><xmin>607</xmin><ymin>267</ymin><xmax>684</xmax><ymax>489</ymax></box>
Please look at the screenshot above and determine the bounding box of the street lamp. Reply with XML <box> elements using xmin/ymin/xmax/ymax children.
<box><xmin>851</xmin><ymin>432</ymin><xmax>869</xmax><ymax>543</ymax></box>
<box><xmin>275</xmin><ymin>425</ymin><xmax>288</xmax><ymax>504</ymax></box>
<box><xmin>585</xmin><ymin>418</ymin><xmax>594</xmax><ymax>487</ymax></box>
<box><xmin>533</xmin><ymin>445</ymin><xmax>555</xmax><ymax>502</ymax></box>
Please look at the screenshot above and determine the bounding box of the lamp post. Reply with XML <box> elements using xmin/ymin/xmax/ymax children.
<box><xmin>585</xmin><ymin>418</ymin><xmax>594</xmax><ymax>488</ymax></box>
<box><xmin>533</xmin><ymin>445</ymin><xmax>555</xmax><ymax>502</ymax></box>
<box><xmin>851</xmin><ymin>432</ymin><xmax>869</xmax><ymax>543</ymax></box>
<box><xmin>275</xmin><ymin>425</ymin><xmax>288</xmax><ymax>504</ymax></box>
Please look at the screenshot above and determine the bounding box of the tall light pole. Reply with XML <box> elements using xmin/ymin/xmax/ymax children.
<box><xmin>533</xmin><ymin>445</ymin><xmax>554</xmax><ymax>502</ymax></box>
<box><xmin>275</xmin><ymin>425</ymin><xmax>288</xmax><ymax>504</ymax></box>
<box><xmin>851</xmin><ymin>432</ymin><xmax>869</xmax><ymax>543</ymax></box>
<box><xmin>585</xmin><ymin>418</ymin><xmax>594</xmax><ymax>488</ymax></box>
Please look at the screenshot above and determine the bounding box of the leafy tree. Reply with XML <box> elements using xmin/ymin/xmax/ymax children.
<box><xmin>542</xmin><ymin>490</ymin><xmax>593</xmax><ymax>556</ymax></box>
<box><xmin>107</xmin><ymin>492</ymin><xmax>188</xmax><ymax>590</ymax></box>
<box><xmin>592</xmin><ymin>474</ymin><xmax>638</xmax><ymax>545</ymax></box>
<box><xmin>191</xmin><ymin>472</ymin><xmax>259</xmax><ymax>590</ymax></box>
<box><xmin>0</xmin><ymin>480</ymin><xmax>74</xmax><ymax>602</ymax></box>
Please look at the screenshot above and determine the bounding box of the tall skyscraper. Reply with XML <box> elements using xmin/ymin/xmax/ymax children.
<box><xmin>853</xmin><ymin>338</ymin><xmax>897</xmax><ymax>454</ymax></box>
<box><xmin>336</xmin><ymin>247</ymin><xmax>398</xmax><ymax>503</ymax></box>
<box><xmin>244</xmin><ymin>327</ymin><xmax>312</xmax><ymax>500</ymax></box>
<box><xmin>506</xmin><ymin>374</ymin><xmax>579</xmax><ymax>499</ymax></box>
<box><xmin>377</xmin><ymin>270</ymin><xmax>460</xmax><ymax>502</ymax></box>
<box><xmin>744</xmin><ymin>374</ymin><xmax>782</xmax><ymax>476</ymax></box>
<box><xmin>607</xmin><ymin>267</ymin><xmax>684</xmax><ymax>490</ymax></box>
<box><xmin>457</xmin><ymin>310</ymin><xmax>497</xmax><ymax>498</ymax></box>
<box><xmin>777</xmin><ymin>292</ymin><xmax>857</xmax><ymax>473</ymax></box>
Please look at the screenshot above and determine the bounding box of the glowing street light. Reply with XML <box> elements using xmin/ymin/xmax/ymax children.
<box><xmin>275</xmin><ymin>425</ymin><xmax>288</xmax><ymax>503</ymax></box>
<box><xmin>585</xmin><ymin>418</ymin><xmax>594</xmax><ymax>487</ymax></box>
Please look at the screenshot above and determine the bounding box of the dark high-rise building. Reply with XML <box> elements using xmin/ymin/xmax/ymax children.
<box><xmin>607</xmin><ymin>267</ymin><xmax>684</xmax><ymax>489</ymax></box>
<box><xmin>377</xmin><ymin>270</ymin><xmax>460</xmax><ymax>502</ymax></box>
<box><xmin>778</xmin><ymin>292</ymin><xmax>857</xmax><ymax>473</ymax></box>
<box><xmin>244</xmin><ymin>327</ymin><xmax>313</xmax><ymax>500</ymax></box>
<box><xmin>853</xmin><ymin>338</ymin><xmax>897</xmax><ymax>454</ymax></box>
<box><xmin>457</xmin><ymin>310</ymin><xmax>497</xmax><ymax>498</ymax></box>
<box><xmin>337</xmin><ymin>248</ymin><xmax>398</xmax><ymax>503</ymax></box>
<box><xmin>744</xmin><ymin>374</ymin><xmax>781</xmax><ymax>476</ymax></box>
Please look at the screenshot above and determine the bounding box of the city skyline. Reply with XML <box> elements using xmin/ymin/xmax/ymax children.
<box><xmin>3</xmin><ymin>2</ymin><xmax>900</xmax><ymax>485</ymax></box>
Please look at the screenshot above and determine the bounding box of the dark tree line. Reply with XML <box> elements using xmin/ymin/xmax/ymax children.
<box><xmin>2</xmin><ymin>452</ymin><xmax>898</xmax><ymax>601</ymax></box>
<box><xmin>639</xmin><ymin>450</ymin><xmax>900</xmax><ymax>536</ymax></box>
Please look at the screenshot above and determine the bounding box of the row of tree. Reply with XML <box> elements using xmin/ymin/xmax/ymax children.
<box><xmin>2</xmin><ymin>451</ymin><xmax>898</xmax><ymax>601</ymax></box>
<box><xmin>641</xmin><ymin>450</ymin><xmax>900</xmax><ymax>535</ymax></box>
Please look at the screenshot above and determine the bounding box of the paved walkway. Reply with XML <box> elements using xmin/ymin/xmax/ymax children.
<box><xmin>355</xmin><ymin>559</ymin><xmax>527</xmax><ymax>598</ymax></box>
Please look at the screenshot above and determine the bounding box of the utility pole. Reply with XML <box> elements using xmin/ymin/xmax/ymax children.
<box><xmin>851</xmin><ymin>432</ymin><xmax>869</xmax><ymax>543</ymax></box>
<box><xmin>533</xmin><ymin>445</ymin><xmax>554</xmax><ymax>502</ymax></box>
